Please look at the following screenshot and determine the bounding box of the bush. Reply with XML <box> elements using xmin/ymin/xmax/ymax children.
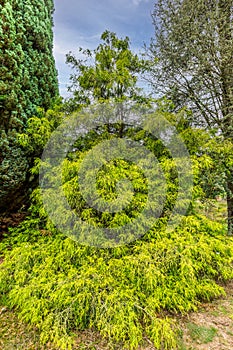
<box><xmin>0</xmin><ymin>214</ymin><xmax>232</xmax><ymax>349</ymax></box>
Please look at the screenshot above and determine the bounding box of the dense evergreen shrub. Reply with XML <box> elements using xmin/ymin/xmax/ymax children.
<box><xmin>0</xmin><ymin>213</ymin><xmax>232</xmax><ymax>349</ymax></box>
<box><xmin>0</xmin><ymin>0</ymin><xmax>58</xmax><ymax>212</ymax></box>
<box><xmin>1</xmin><ymin>116</ymin><xmax>233</xmax><ymax>348</ymax></box>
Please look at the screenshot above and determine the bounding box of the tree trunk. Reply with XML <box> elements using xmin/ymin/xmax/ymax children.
<box><xmin>218</xmin><ymin>1</ymin><xmax>233</xmax><ymax>236</ymax></box>
<box><xmin>227</xmin><ymin>180</ymin><xmax>233</xmax><ymax>235</ymax></box>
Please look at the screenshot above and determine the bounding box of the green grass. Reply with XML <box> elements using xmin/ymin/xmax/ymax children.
<box><xmin>217</xmin><ymin>305</ymin><xmax>229</xmax><ymax>315</ymax></box>
<box><xmin>187</xmin><ymin>322</ymin><xmax>217</xmax><ymax>344</ymax></box>
<box><xmin>177</xmin><ymin>330</ymin><xmax>195</xmax><ymax>350</ymax></box>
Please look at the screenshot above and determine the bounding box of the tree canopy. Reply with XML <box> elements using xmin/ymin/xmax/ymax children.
<box><xmin>149</xmin><ymin>0</ymin><xmax>233</xmax><ymax>134</ymax></box>
<box><xmin>148</xmin><ymin>0</ymin><xmax>233</xmax><ymax>234</ymax></box>
<box><xmin>0</xmin><ymin>0</ymin><xmax>58</xmax><ymax>212</ymax></box>
<box><xmin>66</xmin><ymin>30</ymin><xmax>146</xmax><ymax>110</ymax></box>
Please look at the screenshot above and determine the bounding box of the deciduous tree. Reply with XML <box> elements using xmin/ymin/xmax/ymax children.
<box><xmin>148</xmin><ymin>0</ymin><xmax>233</xmax><ymax>234</ymax></box>
<box><xmin>66</xmin><ymin>30</ymin><xmax>146</xmax><ymax>109</ymax></box>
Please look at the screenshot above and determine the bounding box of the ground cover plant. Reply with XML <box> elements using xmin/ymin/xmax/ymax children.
<box><xmin>0</xmin><ymin>210</ymin><xmax>233</xmax><ymax>349</ymax></box>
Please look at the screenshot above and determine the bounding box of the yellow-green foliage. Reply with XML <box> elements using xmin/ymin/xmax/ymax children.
<box><xmin>0</xmin><ymin>214</ymin><xmax>233</xmax><ymax>349</ymax></box>
<box><xmin>1</xmin><ymin>117</ymin><xmax>233</xmax><ymax>349</ymax></box>
<box><xmin>42</xmin><ymin>124</ymin><xmax>179</xmax><ymax>246</ymax></box>
<box><xmin>62</xmin><ymin>156</ymin><xmax>149</xmax><ymax>228</ymax></box>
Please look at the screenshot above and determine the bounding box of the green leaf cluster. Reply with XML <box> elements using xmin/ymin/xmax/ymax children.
<box><xmin>65</xmin><ymin>31</ymin><xmax>147</xmax><ymax>111</ymax></box>
<box><xmin>0</xmin><ymin>213</ymin><xmax>232</xmax><ymax>349</ymax></box>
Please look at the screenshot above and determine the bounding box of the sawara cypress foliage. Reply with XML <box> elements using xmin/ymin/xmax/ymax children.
<box><xmin>0</xmin><ymin>0</ymin><xmax>58</xmax><ymax>212</ymax></box>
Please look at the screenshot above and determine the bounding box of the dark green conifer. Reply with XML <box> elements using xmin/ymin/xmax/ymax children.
<box><xmin>0</xmin><ymin>0</ymin><xmax>58</xmax><ymax>212</ymax></box>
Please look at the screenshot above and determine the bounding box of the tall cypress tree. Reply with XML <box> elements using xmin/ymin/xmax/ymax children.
<box><xmin>0</xmin><ymin>0</ymin><xmax>58</xmax><ymax>213</ymax></box>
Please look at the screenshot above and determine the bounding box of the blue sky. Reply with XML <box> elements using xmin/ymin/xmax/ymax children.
<box><xmin>53</xmin><ymin>0</ymin><xmax>155</xmax><ymax>97</ymax></box>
